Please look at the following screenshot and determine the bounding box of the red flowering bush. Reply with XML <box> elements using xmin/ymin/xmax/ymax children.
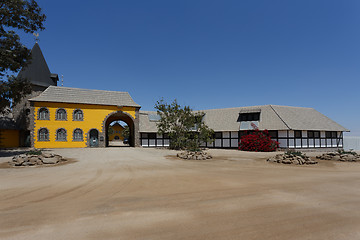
<box><xmin>239</xmin><ymin>129</ymin><xmax>279</xmax><ymax>152</ymax></box>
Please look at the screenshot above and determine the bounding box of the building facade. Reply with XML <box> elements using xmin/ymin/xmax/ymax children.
<box><xmin>11</xmin><ymin>43</ymin><xmax>59</xmax><ymax>147</ymax></box>
<box><xmin>139</xmin><ymin>105</ymin><xmax>348</xmax><ymax>149</ymax></box>
<box><xmin>29</xmin><ymin>86</ymin><xmax>140</xmax><ymax>148</ymax></box>
<box><xmin>108</xmin><ymin>123</ymin><xmax>125</xmax><ymax>141</ymax></box>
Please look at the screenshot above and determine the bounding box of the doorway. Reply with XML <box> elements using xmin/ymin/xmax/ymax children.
<box><xmin>89</xmin><ymin>129</ymin><xmax>99</xmax><ymax>147</ymax></box>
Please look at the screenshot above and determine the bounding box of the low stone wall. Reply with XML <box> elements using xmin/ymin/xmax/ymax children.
<box><xmin>267</xmin><ymin>153</ymin><xmax>317</xmax><ymax>165</ymax></box>
<box><xmin>177</xmin><ymin>151</ymin><xmax>212</xmax><ymax>160</ymax></box>
<box><xmin>9</xmin><ymin>153</ymin><xmax>66</xmax><ymax>167</ymax></box>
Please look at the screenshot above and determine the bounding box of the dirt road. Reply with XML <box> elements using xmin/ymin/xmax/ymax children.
<box><xmin>1</xmin><ymin>148</ymin><xmax>360</xmax><ymax>240</ymax></box>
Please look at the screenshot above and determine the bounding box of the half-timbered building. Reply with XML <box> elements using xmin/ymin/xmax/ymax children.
<box><xmin>139</xmin><ymin>105</ymin><xmax>348</xmax><ymax>149</ymax></box>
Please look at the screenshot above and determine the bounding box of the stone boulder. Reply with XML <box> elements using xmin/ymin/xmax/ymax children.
<box><xmin>316</xmin><ymin>151</ymin><xmax>360</xmax><ymax>162</ymax></box>
<box><xmin>177</xmin><ymin>151</ymin><xmax>212</xmax><ymax>160</ymax></box>
<box><xmin>9</xmin><ymin>152</ymin><xmax>66</xmax><ymax>167</ymax></box>
<box><xmin>267</xmin><ymin>153</ymin><xmax>317</xmax><ymax>165</ymax></box>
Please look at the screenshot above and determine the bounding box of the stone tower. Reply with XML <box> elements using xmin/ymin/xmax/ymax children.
<box><xmin>13</xmin><ymin>43</ymin><xmax>58</xmax><ymax>146</ymax></box>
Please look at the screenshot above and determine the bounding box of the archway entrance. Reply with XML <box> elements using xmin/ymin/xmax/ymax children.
<box><xmin>103</xmin><ymin>111</ymin><xmax>135</xmax><ymax>147</ymax></box>
<box><xmin>108</xmin><ymin>120</ymin><xmax>129</xmax><ymax>147</ymax></box>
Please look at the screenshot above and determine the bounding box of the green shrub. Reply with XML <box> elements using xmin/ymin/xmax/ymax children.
<box><xmin>26</xmin><ymin>150</ymin><xmax>42</xmax><ymax>155</ymax></box>
<box><xmin>285</xmin><ymin>150</ymin><xmax>306</xmax><ymax>158</ymax></box>
<box><xmin>337</xmin><ymin>149</ymin><xmax>358</xmax><ymax>156</ymax></box>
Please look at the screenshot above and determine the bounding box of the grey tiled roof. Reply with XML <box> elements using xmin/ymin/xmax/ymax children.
<box><xmin>270</xmin><ymin>105</ymin><xmax>349</xmax><ymax>131</ymax></box>
<box><xmin>29</xmin><ymin>86</ymin><xmax>141</xmax><ymax>108</ymax></box>
<box><xmin>139</xmin><ymin>105</ymin><xmax>349</xmax><ymax>132</ymax></box>
<box><xmin>139</xmin><ymin>111</ymin><xmax>159</xmax><ymax>132</ymax></box>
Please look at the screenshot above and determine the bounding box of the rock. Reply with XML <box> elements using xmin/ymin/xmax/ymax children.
<box><xmin>29</xmin><ymin>156</ymin><xmax>39</xmax><ymax>164</ymax></box>
<box><xmin>22</xmin><ymin>161</ymin><xmax>35</xmax><ymax>166</ymax></box>
<box><xmin>267</xmin><ymin>152</ymin><xmax>318</xmax><ymax>166</ymax></box>
<box><xmin>14</xmin><ymin>156</ymin><xmax>26</xmax><ymax>166</ymax></box>
<box><xmin>292</xmin><ymin>160</ymin><xmax>300</xmax><ymax>165</ymax></box>
<box><xmin>307</xmin><ymin>160</ymin><xmax>317</xmax><ymax>165</ymax></box>
<box><xmin>41</xmin><ymin>156</ymin><xmax>61</xmax><ymax>164</ymax></box>
<box><xmin>342</xmin><ymin>154</ymin><xmax>357</xmax><ymax>162</ymax></box>
<box><xmin>316</xmin><ymin>152</ymin><xmax>360</xmax><ymax>162</ymax></box>
<box><xmin>42</xmin><ymin>153</ymin><xmax>54</xmax><ymax>158</ymax></box>
<box><xmin>9</xmin><ymin>152</ymin><xmax>65</xmax><ymax>167</ymax></box>
<box><xmin>177</xmin><ymin>151</ymin><xmax>212</xmax><ymax>160</ymax></box>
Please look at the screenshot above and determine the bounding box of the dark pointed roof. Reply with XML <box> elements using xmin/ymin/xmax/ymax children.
<box><xmin>17</xmin><ymin>43</ymin><xmax>58</xmax><ymax>87</ymax></box>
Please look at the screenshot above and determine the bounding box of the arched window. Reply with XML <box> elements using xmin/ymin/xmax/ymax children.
<box><xmin>73</xmin><ymin>109</ymin><xmax>83</xmax><ymax>121</ymax></box>
<box><xmin>73</xmin><ymin>128</ymin><xmax>83</xmax><ymax>141</ymax></box>
<box><xmin>38</xmin><ymin>128</ymin><xmax>49</xmax><ymax>141</ymax></box>
<box><xmin>38</xmin><ymin>107</ymin><xmax>49</xmax><ymax>120</ymax></box>
<box><xmin>56</xmin><ymin>108</ymin><xmax>67</xmax><ymax>120</ymax></box>
<box><xmin>56</xmin><ymin>128</ymin><xmax>67</xmax><ymax>141</ymax></box>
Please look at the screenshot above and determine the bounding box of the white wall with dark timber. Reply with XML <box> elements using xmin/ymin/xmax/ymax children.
<box><xmin>140</xmin><ymin>130</ymin><xmax>344</xmax><ymax>149</ymax></box>
<box><xmin>273</xmin><ymin>130</ymin><xmax>343</xmax><ymax>149</ymax></box>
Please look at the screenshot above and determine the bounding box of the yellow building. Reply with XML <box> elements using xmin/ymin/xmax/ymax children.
<box><xmin>108</xmin><ymin>123</ymin><xmax>125</xmax><ymax>141</ymax></box>
<box><xmin>0</xmin><ymin>109</ymin><xmax>20</xmax><ymax>148</ymax></box>
<box><xmin>29</xmin><ymin>86</ymin><xmax>140</xmax><ymax>148</ymax></box>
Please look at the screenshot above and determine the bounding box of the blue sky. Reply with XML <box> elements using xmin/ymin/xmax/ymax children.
<box><xmin>18</xmin><ymin>0</ymin><xmax>360</xmax><ymax>135</ymax></box>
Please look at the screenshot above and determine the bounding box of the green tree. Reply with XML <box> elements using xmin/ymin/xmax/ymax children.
<box><xmin>108</xmin><ymin>126</ymin><xmax>114</xmax><ymax>135</ymax></box>
<box><xmin>155</xmin><ymin>99</ymin><xmax>214</xmax><ymax>151</ymax></box>
<box><xmin>0</xmin><ymin>0</ymin><xmax>46</xmax><ymax>111</ymax></box>
<box><xmin>122</xmin><ymin>125</ymin><xmax>130</xmax><ymax>140</ymax></box>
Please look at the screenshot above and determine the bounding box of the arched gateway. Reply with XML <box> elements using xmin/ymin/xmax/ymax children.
<box><xmin>102</xmin><ymin>111</ymin><xmax>140</xmax><ymax>147</ymax></box>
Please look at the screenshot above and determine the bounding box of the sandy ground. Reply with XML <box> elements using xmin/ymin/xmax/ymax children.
<box><xmin>0</xmin><ymin>148</ymin><xmax>360</xmax><ymax>240</ymax></box>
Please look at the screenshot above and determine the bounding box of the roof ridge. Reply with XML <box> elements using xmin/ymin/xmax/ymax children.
<box><xmin>48</xmin><ymin>85</ymin><xmax>130</xmax><ymax>94</ymax></box>
<box><xmin>270</xmin><ymin>104</ymin><xmax>313</xmax><ymax>109</ymax></box>
<box><xmin>197</xmin><ymin>105</ymin><xmax>267</xmax><ymax>111</ymax></box>
<box><xmin>269</xmin><ymin>105</ymin><xmax>291</xmax><ymax>130</ymax></box>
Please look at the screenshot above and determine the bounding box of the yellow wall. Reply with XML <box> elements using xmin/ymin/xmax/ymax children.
<box><xmin>33</xmin><ymin>102</ymin><xmax>136</xmax><ymax>148</ymax></box>
<box><xmin>0</xmin><ymin>129</ymin><xmax>19</xmax><ymax>148</ymax></box>
<box><xmin>108</xmin><ymin>124</ymin><xmax>124</xmax><ymax>141</ymax></box>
